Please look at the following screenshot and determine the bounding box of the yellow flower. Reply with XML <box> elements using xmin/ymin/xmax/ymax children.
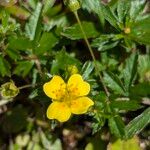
<box><xmin>43</xmin><ymin>74</ymin><xmax>94</xmax><ymax>122</ymax></box>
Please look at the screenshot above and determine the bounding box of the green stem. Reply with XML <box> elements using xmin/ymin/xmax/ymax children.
<box><xmin>18</xmin><ymin>84</ymin><xmax>37</xmax><ymax>90</ymax></box>
<box><xmin>74</xmin><ymin>11</ymin><xmax>110</xmax><ymax>97</ymax></box>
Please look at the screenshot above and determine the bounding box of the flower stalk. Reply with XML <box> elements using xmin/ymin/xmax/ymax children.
<box><xmin>73</xmin><ymin>11</ymin><xmax>110</xmax><ymax>97</ymax></box>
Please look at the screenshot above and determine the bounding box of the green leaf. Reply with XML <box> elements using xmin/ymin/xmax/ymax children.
<box><xmin>111</xmin><ymin>100</ymin><xmax>141</xmax><ymax>111</ymax></box>
<box><xmin>6</xmin><ymin>49</ymin><xmax>20</xmax><ymax>60</ymax></box>
<box><xmin>14</xmin><ymin>61</ymin><xmax>34</xmax><ymax>77</ymax></box>
<box><xmin>129</xmin><ymin>0</ymin><xmax>146</xmax><ymax>21</ymax></box>
<box><xmin>43</xmin><ymin>0</ymin><xmax>56</xmax><ymax>14</ymax></box>
<box><xmin>101</xmin><ymin>4</ymin><xmax>119</xmax><ymax>30</ymax></box>
<box><xmin>117</xmin><ymin>0</ymin><xmax>130</xmax><ymax>23</ymax></box>
<box><xmin>125</xmin><ymin>107</ymin><xmax>150</xmax><ymax>138</ymax></box>
<box><xmin>130</xmin><ymin>15</ymin><xmax>150</xmax><ymax>45</ymax></box>
<box><xmin>51</xmin><ymin>50</ymin><xmax>81</xmax><ymax>74</ymax></box>
<box><xmin>108</xmin><ymin>115</ymin><xmax>125</xmax><ymax>138</ymax></box>
<box><xmin>8</xmin><ymin>36</ymin><xmax>33</xmax><ymax>51</ymax></box>
<box><xmin>35</xmin><ymin>32</ymin><xmax>58</xmax><ymax>55</ymax></box>
<box><xmin>25</xmin><ymin>2</ymin><xmax>42</xmax><ymax>40</ymax></box>
<box><xmin>123</xmin><ymin>52</ymin><xmax>138</xmax><ymax>90</ymax></box>
<box><xmin>81</xmin><ymin>61</ymin><xmax>94</xmax><ymax>80</ymax></box>
<box><xmin>61</xmin><ymin>21</ymin><xmax>100</xmax><ymax>40</ymax></box>
<box><xmin>0</xmin><ymin>55</ymin><xmax>11</xmax><ymax>77</ymax></box>
<box><xmin>82</xmin><ymin>0</ymin><xmax>105</xmax><ymax>27</ymax></box>
<box><xmin>92</xmin><ymin>34</ymin><xmax>120</xmax><ymax>51</ymax></box>
<box><xmin>104</xmin><ymin>72</ymin><xmax>126</xmax><ymax>95</ymax></box>
<box><xmin>130</xmin><ymin>83</ymin><xmax>150</xmax><ymax>97</ymax></box>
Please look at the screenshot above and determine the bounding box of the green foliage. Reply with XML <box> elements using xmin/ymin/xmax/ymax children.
<box><xmin>0</xmin><ymin>0</ymin><xmax>150</xmax><ymax>149</ymax></box>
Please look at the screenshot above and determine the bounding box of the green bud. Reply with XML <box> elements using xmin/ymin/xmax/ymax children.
<box><xmin>67</xmin><ymin>65</ymin><xmax>78</xmax><ymax>75</ymax></box>
<box><xmin>64</xmin><ymin>0</ymin><xmax>81</xmax><ymax>12</ymax></box>
<box><xmin>0</xmin><ymin>81</ymin><xmax>19</xmax><ymax>99</ymax></box>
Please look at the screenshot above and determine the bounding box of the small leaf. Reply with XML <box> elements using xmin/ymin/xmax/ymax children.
<box><xmin>123</xmin><ymin>52</ymin><xmax>138</xmax><ymax>90</ymax></box>
<box><xmin>104</xmin><ymin>72</ymin><xmax>126</xmax><ymax>95</ymax></box>
<box><xmin>117</xmin><ymin>0</ymin><xmax>130</xmax><ymax>23</ymax></box>
<box><xmin>35</xmin><ymin>32</ymin><xmax>58</xmax><ymax>55</ymax></box>
<box><xmin>8</xmin><ymin>36</ymin><xmax>33</xmax><ymax>51</ymax></box>
<box><xmin>125</xmin><ymin>107</ymin><xmax>150</xmax><ymax>138</ymax></box>
<box><xmin>92</xmin><ymin>34</ymin><xmax>120</xmax><ymax>51</ymax></box>
<box><xmin>61</xmin><ymin>21</ymin><xmax>100</xmax><ymax>40</ymax></box>
<box><xmin>81</xmin><ymin>61</ymin><xmax>94</xmax><ymax>80</ymax></box>
<box><xmin>108</xmin><ymin>115</ymin><xmax>125</xmax><ymax>138</ymax></box>
<box><xmin>101</xmin><ymin>4</ymin><xmax>119</xmax><ymax>30</ymax></box>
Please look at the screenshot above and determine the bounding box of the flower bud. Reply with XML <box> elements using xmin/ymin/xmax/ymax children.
<box><xmin>124</xmin><ymin>27</ymin><xmax>131</xmax><ymax>34</ymax></box>
<box><xmin>64</xmin><ymin>0</ymin><xmax>81</xmax><ymax>12</ymax></box>
<box><xmin>67</xmin><ymin>65</ymin><xmax>78</xmax><ymax>75</ymax></box>
<box><xmin>0</xmin><ymin>81</ymin><xmax>19</xmax><ymax>99</ymax></box>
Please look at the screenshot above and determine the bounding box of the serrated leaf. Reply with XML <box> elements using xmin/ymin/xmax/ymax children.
<box><xmin>82</xmin><ymin>0</ymin><xmax>105</xmax><ymax>27</ymax></box>
<box><xmin>92</xmin><ymin>34</ymin><xmax>120</xmax><ymax>51</ymax></box>
<box><xmin>61</xmin><ymin>21</ymin><xmax>100</xmax><ymax>40</ymax></box>
<box><xmin>81</xmin><ymin>61</ymin><xmax>94</xmax><ymax>80</ymax></box>
<box><xmin>104</xmin><ymin>72</ymin><xmax>126</xmax><ymax>95</ymax></box>
<box><xmin>101</xmin><ymin>4</ymin><xmax>119</xmax><ymax>30</ymax></box>
<box><xmin>125</xmin><ymin>107</ymin><xmax>150</xmax><ymax>138</ymax></box>
<box><xmin>117</xmin><ymin>0</ymin><xmax>130</xmax><ymax>23</ymax></box>
<box><xmin>123</xmin><ymin>52</ymin><xmax>138</xmax><ymax>90</ymax></box>
<box><xmin>8</xmin><ymin>36</ymin><xmax>33</xmax><ymax>51</ymax></box>
<box><xmin>25</xmin><ymin>2</ymin><xmax>42</xmax><ymax>40</ymax></box>
<box><xmin>129</xmin><ymin>0</ymin><xmax>146</xmax><ymax>21</ymax></box>
<box><xmin>108</xmin><ymin>115</ymin><xmax>125</xmax><ymax>138</ymax></box>
<box><xmin>0</xmin><ymin>55</ymin><xmax>11</xmax><ymax>77</ymax></box>
<box><xmin>35</xmin><ymin>32</ymin><xmax>58</xmax><ymax>55</ymax></box>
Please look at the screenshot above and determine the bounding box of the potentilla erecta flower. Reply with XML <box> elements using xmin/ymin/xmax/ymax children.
<box><xmin>43</xmin><ymin>74</ymin><xmax>94</xmax><ymax>122</ymax></box>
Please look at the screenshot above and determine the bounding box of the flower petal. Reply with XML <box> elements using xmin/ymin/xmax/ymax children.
<box><xmin>70</xmin><ymin>97</ymin><xmax>94</xmax><ymax>114</ymax></box>
<box><xmin>47</xmin><ymin>102</ymin><xmax>71</xmax><ymax>122</ymax></box>
<box><xmin>67</xmin><ymin>74</ymin><xmax>90</xmax><ymax>97</ymax></box>
<box><xmin>43</xmin><ymin>76</ymin><xmax>66</xmax><ymax>100</ymax></box>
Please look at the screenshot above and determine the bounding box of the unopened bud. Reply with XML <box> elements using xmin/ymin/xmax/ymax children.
<box><xmin>67</xmin><ymin>65</ymin><xmax>78</xmax><ymax>75</ymax></box>
<box><xmin>64</xmin><ymin>0</ymin><xmax>81</xmax><ymax>12</ymax></box>
<box><xmin>124</xmin><ymin>27</ymin><xmax>131</xmax><ymax>34</ymax></box>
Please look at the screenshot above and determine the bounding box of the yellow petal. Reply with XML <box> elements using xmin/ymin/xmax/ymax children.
<box><xmin>67</xmin><ymin>74</ymin><xmax>90</xmax><ymax>97</ymax></box>
<box><xmin>43</xmin><ymin>76</ymin><xmax>66</xmax><ymax>100</ymax></box>
<box><xmin>70</xmin><ymin>97</ymin><xmax>94</xmax><ymax>114</ymax></box>
<box><xmin>47</xmin><ymin>102</ymin><xmax>71</xmax><ymax>122</ymax></box>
